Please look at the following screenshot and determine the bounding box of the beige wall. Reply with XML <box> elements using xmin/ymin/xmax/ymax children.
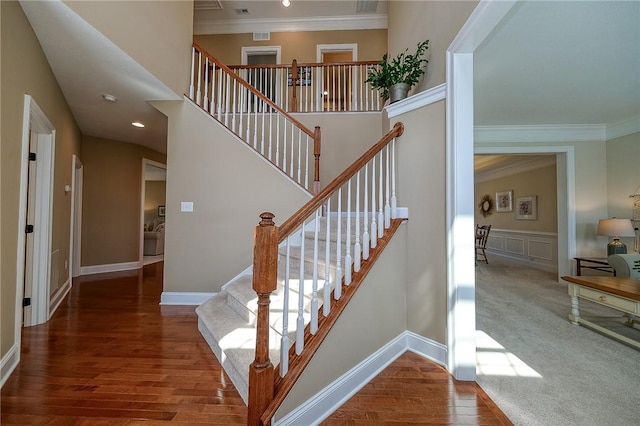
<box><xmin>64</xmin><ymin>0</ymin><xmax>193</xmax><ymax>96</ymax></box>
<box><xmin>1</xmin><ymin>1</ymin><xmax>82</xmax><ymax>358</ymax></box>
<box><xmin>194</xmin><ymin>29</ymin><xmax>387</xmax><ymax>65</ymax></box>
<box><xmin>153</xmin><ymin>100</ymin><xmax>313</xmax><ymax>293</ymax></box>
<box><xmin>277</xmin><ymin>223</ymin><xmax>408</xmax><ymax>418</ymax></box>
<box><xmin>81</xmin><ymin>136</ymin><xmax>165</xmax><ymax>267</ymax></box>
<box><xmin>144</xmin><ymin>180</ymin><xmax>166</xmax><ymax>225</ymax></box>
<box><xmin>294</xmin><ymin>112</ymin><xmax>383</xmax><ymax>186</ymax></box>
<box><xmin>475</xmin><ymin>164</ymin><xmax>558</xmax><ymax>232</ymax></box>
<box><xmin>388</xmin><ymin>1</ymin><xmax>478</xmax><ymax>93</ymax></box>
<box><xmin>394</xmin><ymin>100</ymin><xmax>447</xmax><ymax>342</ymax></box>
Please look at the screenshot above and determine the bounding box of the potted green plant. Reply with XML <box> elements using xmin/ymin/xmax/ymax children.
<box><xmin>366</xmin><ymin>39</ymin><xmax>429</xmax><ymax>103</ymax></box>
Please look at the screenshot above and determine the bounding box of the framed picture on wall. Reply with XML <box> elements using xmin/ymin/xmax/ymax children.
<box><xmin>495</xmin><ymin>190</ymin><xmax>513</xmax><ymax>212</ymax></box>
<box><xmin>515</xmin><ymin>196</ymin><xmax>537</xmax><ymax>220</ymax></box>
<box><xmin>158</xmin><ymin>205</ymin><xmax>166</xmax><ymax>217</ymax></box>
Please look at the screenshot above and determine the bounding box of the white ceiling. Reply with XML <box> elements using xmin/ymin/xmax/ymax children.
<box><xmin>19</xmin><ymin>1</ymin><xmax>639</xmax><ymax>158</ymax></box>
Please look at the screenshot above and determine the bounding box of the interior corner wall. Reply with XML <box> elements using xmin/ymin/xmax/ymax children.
<box><xmin>194</xmin><ymin>29</ymin><xmax>387</xmax><ymax>65</ymax></box>
<box><xmin>387</xmin><ymin>0</ymin><xmax>478</xmax><ymax>93</ymax></box>
<box><xmin>80</xmin><ymin>136</ymin><xmax>166</xmax><ymax>267</ymax></box>
<box><xmin>153</xmin><ymin>100</ymin><xmax>312</xmax><ymax>294</ymax></box>
<box><xmin>1</xmin><ymin>0</ymin><xmax>81</xmax><ymax>360</ymax></box>
<box><xmin>606</xmin><ymin>131</ymin><xmax>640</xmax><ymax>219</ymax></box>
<box><xmin>393</xmin><ymin>100</ymin><xmax>447</xmax><ymax>343</ymax></box>
<box><xmin>64</xmin><ymin>0</ymin><xmax>193</xmax><ymax>96</ymax></box>
<box><xmin>474</xmin><ymin>164</ymin><xmax>558</xmax><ymax>232</ymax></box>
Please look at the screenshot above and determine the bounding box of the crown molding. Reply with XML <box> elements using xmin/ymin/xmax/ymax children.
<box><xmin>194</xmin><ymin>14</ymin><xmax>388</xmax><ymax>35</ymax></box>
<box><xmin>606</xmin><ymin>115</ymin><xmax>640</xmax><ymax>141</ymax></box>
<box><xmin>385</xmin><ymin>83</ymin><xmax>446</xmax><ymax>118</ymax></box>
<box><xmin>475</xmin><ymin>114</ymin><xmax>640</xmax><ymax>144</ymax></box>
<box><xmin>474</xmin><ymin>124</ymin><xmax>607</xmax><ymax>143</ymax></box>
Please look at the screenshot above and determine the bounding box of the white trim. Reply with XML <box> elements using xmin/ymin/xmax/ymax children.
<box><xmin>316</xmin><ymin>44</ymin><xmax>358</xmax><ymax>62</ymax></box>
<box><xmin>273</xmin><ymin>331</ymin><xmax>446</xmax><ymax>426</ymax></box>
<box><xmin>80</xmin><ymin>261</ymin><xmax>142</xmax><ymax>276</ymax></box>
<box><xmin>446</xmin><ymin>0</ymin><xmax>519</xmax><ymax>382</ymax></box>
<box><xmin>49</xmin><ymin>278</ymin><xmax>71</xmax><ymax>319</ymax></box>
<box><xmin>606</xmin><ymin>115</ymin><xmax>640</xmax><ymax>141</ymax></box>
<box><xmin>140</xmin><ymin>159</ymin><xmax>167</xmax><ymax>265</ymax></box>
<box><xmin>475</xmin><ymin>124</ymin><xmax>607</xmax><ymax>143</ymax></box>
<box><xmin>194</xmin><ymin>14</ymin><xmax>388</xmax><ymax>35</ymax></box>
<box><xmin>241</xmin><ymin>46</ymin><xmax>282</xmax><ymax>65</ymax></box>
<box><xmin>385</xmin><ymin>83</ymin><xmax>446</xmax><ymax>118</ymax></box>
<box><xmin>0</xmin><ymin>344</ymin><xmax>19</xmax><ymax>388</ymax></box>
<box><xmin>395</xmin><ymin>206</ymin><xmax>409</xmax><ymax>219</ymax></box>
<box><xmin>160</xmin><ymin>292</ymin><xmax>216</xmax><ymax>306</ymax></box>
<box><xmin>70</xmin><ymin>155</ymin><xmax>83</xmax><ymax>278</ymax></box>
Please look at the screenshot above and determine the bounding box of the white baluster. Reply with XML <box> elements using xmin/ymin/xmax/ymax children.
<box><xmin>296</xmin><ymin>221</ymin><xmax>306</xmax><ymax>355</ymax></box>
<box><xmin>345</xmin><ymin>179</ymin><xmax>352</xmax><ymax>285</ymax></box>
<box><xmin>203</xmin><ymin>57</ymin><xmax>209</xmax><ymax>112</ymax></box>
<box><xmin>363</xmin><ymin>163</ymin><xmax>370</xmax><ymax>260</ymax></box>
<box><xmin>196</xmin><ymin>51</ymin><xmax>202</xmax><ymax>106</ymax></box>
<box><xmin>268</xmin><ymin>110</ymin><xmax>273</xmax><ymax>161</ymax></box>
<box><xmin>253</xmin><ymin>91</ymin><xmax>258</xmax><ymax>149</ymax></box>
<box><xmin>297</xmin><ymin>129</ymin><xmax>302</xmax><ymax>184</ymax></box>
<box><xmin>391</xmin><ymin>138</ymin><xmax>397</xmax><ymax>219</ymax></box>
<box><xmin>189</xmin><ymin>47</ymin><xmax>195</xmax><ymax>99</ymax></box>
<box><xmin>275</xmin><ymin>114</ymin><xmax>280</xmax><ymax>167</ymax></box>
<box><xmin>216</xmin><ymin>68</ymin><xmax>222</xmax><ymax>121</ymax></box>
<box><xmin>385</xmin><ymin>145</ymin><xmax>391</xmax><ymax>229</ymax></box>
<box><xmin>261</xmin><ymin>100</ymin><xmax>265</xmax><ymax>155</ymax></box>
<box><xmin>224</xmin><ymin>74</ymin><xmax>230</xmax><ymax>126</ymax></box>
<box><xmin>231</xmin><ymin>79</ymin><xmax>237</xmax><ymax>131</ymax></box>
<box><xmin>371</xmin><ymin>156</ymin><xmax>378</xmax><ymax>249</ymax></box>
<box><xmin>282</xmin><ymin>121</ymin><xmax>287</xmax><ymax>174</ymax></box>
<box><xmin>304</xmin><ymin>135</ymin><xmax>309</xmax><ymax>190</ymax></box>
<box><xmin>335</xmin><ymin>190</ymin><xmax>342</xmax><ymax>299</ymax></box>
<box><xmin>280</xmin><ymin>238</ymin><xmax>291</xmax><ymax>376</ymax></box>
<box><xmin>354</xmin><ymin>171</ymin><xmax>361</xmax><ymax>272</ymax></box>
<box><xmin>210</xmin><ymin>64</ymin><xmax>216</xmax><ymax>113</ymax></box>
<box><xmin>378</xmin><ymin>153</ymin><xmax>384</xmax><ymax>238</ymax></box>
<box><xmin>311</xmin><ymin>210</ymin><xmax>320</xmax><ymax>334</ymax></box>
<box><xmin>238</xmin><ymin>80</ymin><xmax>244</xmax><ymax>139</ymax></box>
<box><xmin>323</xmin><ymin>199</ymin><xmax>332</xmax><ymax>316</ymax></box>
<box><xmin>289</xmin><ymin>124</ymin><xmax>295</xmax><ymax>179</ymax></box>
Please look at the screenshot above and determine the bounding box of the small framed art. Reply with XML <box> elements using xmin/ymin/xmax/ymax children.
<box><xmin>515</xmin><ymin>196</ymin><xmax>537</xmax><ymax>220</ymax></box>
<box><xmin>158</xmin><ymin>205</ymin><xmax>166</xmax><ymax>217</ymax></box>
<box><xmin>495</xmin><ymin>190</ymin><xmax>513</xmax><ymax>212</ymax></box>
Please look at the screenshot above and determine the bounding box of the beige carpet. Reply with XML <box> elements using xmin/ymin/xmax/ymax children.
<box><xmin>475</xmin><ymin>257</ymin><xmax>640</xmax><ymax>426</ymax></box>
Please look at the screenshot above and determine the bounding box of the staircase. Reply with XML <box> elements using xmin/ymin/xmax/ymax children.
<box><xmin>196</xmin><ymin>216</ymin><xmax>353</xmax><ymax>403</ymax></box>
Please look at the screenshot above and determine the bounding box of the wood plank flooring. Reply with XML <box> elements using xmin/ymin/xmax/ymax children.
<box><xmin>1</xmin><ymin>262</ymin><xmax>511</xmax><ymax>425</ymax></box>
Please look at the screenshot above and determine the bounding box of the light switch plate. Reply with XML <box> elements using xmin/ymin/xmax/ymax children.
<box><xmin>181</xmin><ymin>201</ymin><xmax>194</xmax><ymax>212</ymax></box>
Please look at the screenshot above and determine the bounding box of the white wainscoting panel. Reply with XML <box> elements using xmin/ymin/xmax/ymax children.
<box><xmin>485</xmin><ymin>229</ymin><xmax>558</xmax><ymax>273</ymax></box>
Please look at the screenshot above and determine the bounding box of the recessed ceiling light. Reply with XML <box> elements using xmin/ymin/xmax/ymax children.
<box><xmin>102</xmin><ymin>93</ymin><xmax>117</xmax><ymax>103</ymax></box>
<box><xmin>282</xmin><ymin>0</ymin><xmax>291</xmax><ymax>7</ymax></box>
<box><xmin>131</xmin><ymin>121</ymin><xmax>145</xmax><ymax>128</ymax></box>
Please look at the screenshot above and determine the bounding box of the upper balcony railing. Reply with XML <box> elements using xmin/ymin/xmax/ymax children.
<box><xmin>229</xmin><ymin>60</ymin><xmax>383</xmax><ymax>113</ymax></box>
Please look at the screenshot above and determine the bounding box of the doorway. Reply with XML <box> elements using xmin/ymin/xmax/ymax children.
<box><xmin>17</xmin><ymin>95</ymin><xmax>55</xmax><ymax>329</ymax></box>
<box><xmin>317</xmin><ymin>44</ymin><xmax>358</xmax><ymax>111</ymax></box>
<box><xmin>140</xmin><ymin>159</ymin><xmax>167</xmax><ymax>265</ymax></box>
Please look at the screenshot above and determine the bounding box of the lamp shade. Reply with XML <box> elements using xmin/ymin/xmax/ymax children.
<box><xmin>596</xmin><ymin>218</ymin><xmax>636</xmax><ymax>237</ymax></box>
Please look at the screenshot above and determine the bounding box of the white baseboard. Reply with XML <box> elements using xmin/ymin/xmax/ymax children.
<box><xmin>274</xmin><ymin>331</ymin><xmax>448</xmax><ymax>426</ymax></box>
<box><xmin>1</xmin><ymin>344</ymin><xmax>19</xmax><ymax>388</ymax></box>
<box><xmin>160</xmin><ymin>292</ymin><xmax>216</xmax><ymax>305</ymax></box>
<box><xmin>49</xmin><ymin>278</ymin><xmax>71</xmax><ymax>319</ymax></box>
<box><xmin>80</xmin><ymin>261</ymin><xmax>141</xmax><ymax>276</ymax></box>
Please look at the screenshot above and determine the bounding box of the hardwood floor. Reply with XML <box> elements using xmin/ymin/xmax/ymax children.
<box><xmin>1</xmin><ymin>263</ymin><xmax>511</xmax><ymax>425</ymax></box>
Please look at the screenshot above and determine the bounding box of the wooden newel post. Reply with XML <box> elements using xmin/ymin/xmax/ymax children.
<box><xmin>313</xmin><ymin>126</ymin><xmax>321</xmax><ymax>195</ymax></box>
<box><xmin>291</xmin><ymin>59</ymin><xmax>298</xmax><ymax>112</ymax></box>
<box><xmin>248</xmin><ymin>212</ymin><xmax>278</xmax><ymax>426</ymax></box>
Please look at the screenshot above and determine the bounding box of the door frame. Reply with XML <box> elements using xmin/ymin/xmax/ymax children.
<box><xmin>16</xmin><ymin>94</ymin><xmax>55</xmax><ymax>333</ymax></box>
<box><xmin>70</xmin><ymin>155</ymin><xmax>83</xmax><ymax>278</ymax></box>
<box><xmin>316</xmin><ymin>44</ymin><xmax>358</xmax><ymax>111</ymax></box>
<box><xmin>140</xmin><ymin>159</ymin><xmax>167</xmax><ymax>264</ymax></box>
<box><xmin>241</xmin><ymin>46</ymin><xmax>282</xmax><ymax>65</ymax></box>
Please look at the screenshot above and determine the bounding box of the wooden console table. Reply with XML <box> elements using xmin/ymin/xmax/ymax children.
<box><xmin>573</xmin><ymin>257</ymin><xmax>615</xmax><ymax>276</ymax></box>
<box><xmin>561</xmin><ymin>275</ymin><xmax>640</xmax><ymax>349</ymax></box>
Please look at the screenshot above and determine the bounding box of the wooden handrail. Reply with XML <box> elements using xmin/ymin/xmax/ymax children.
<box><xmin>228</xmin><ymin>60</ymin><xmax>380</xmax><ymax>70</ymax></box>
<box><xmin>192</xmin><ymin>43</ymin><xmax>316</xmax><ymax>138</ymax></box>
<box><xmin>278</xmin><ymin>122</ymin><xmax>404</xmax><ymax>240</ymax></box>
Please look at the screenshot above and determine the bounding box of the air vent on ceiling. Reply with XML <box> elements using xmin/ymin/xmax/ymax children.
<box><xmin>234</xmin><ymin>8</ymin><xmax>250</xmax><ymax>15</ymax></box>
<box><xmin>356</xmin><ymin>0</ymin><xmax>378</xmax><ymax>14</ymax></box>
<box><xmin>194</xmin><ymin>0</ymin><xmax>223</xmax><ymax>11</ymax></box>
<box><xmin>253</xmin><ymin>32</ymin><xmax>271</xmax><ymax>41</ymax></box>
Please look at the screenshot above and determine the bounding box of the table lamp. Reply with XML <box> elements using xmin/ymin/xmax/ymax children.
<box><xmin>596</xmin><ymin>218</ymin><xmax>636</xmax><ymax>255</ymax></box>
